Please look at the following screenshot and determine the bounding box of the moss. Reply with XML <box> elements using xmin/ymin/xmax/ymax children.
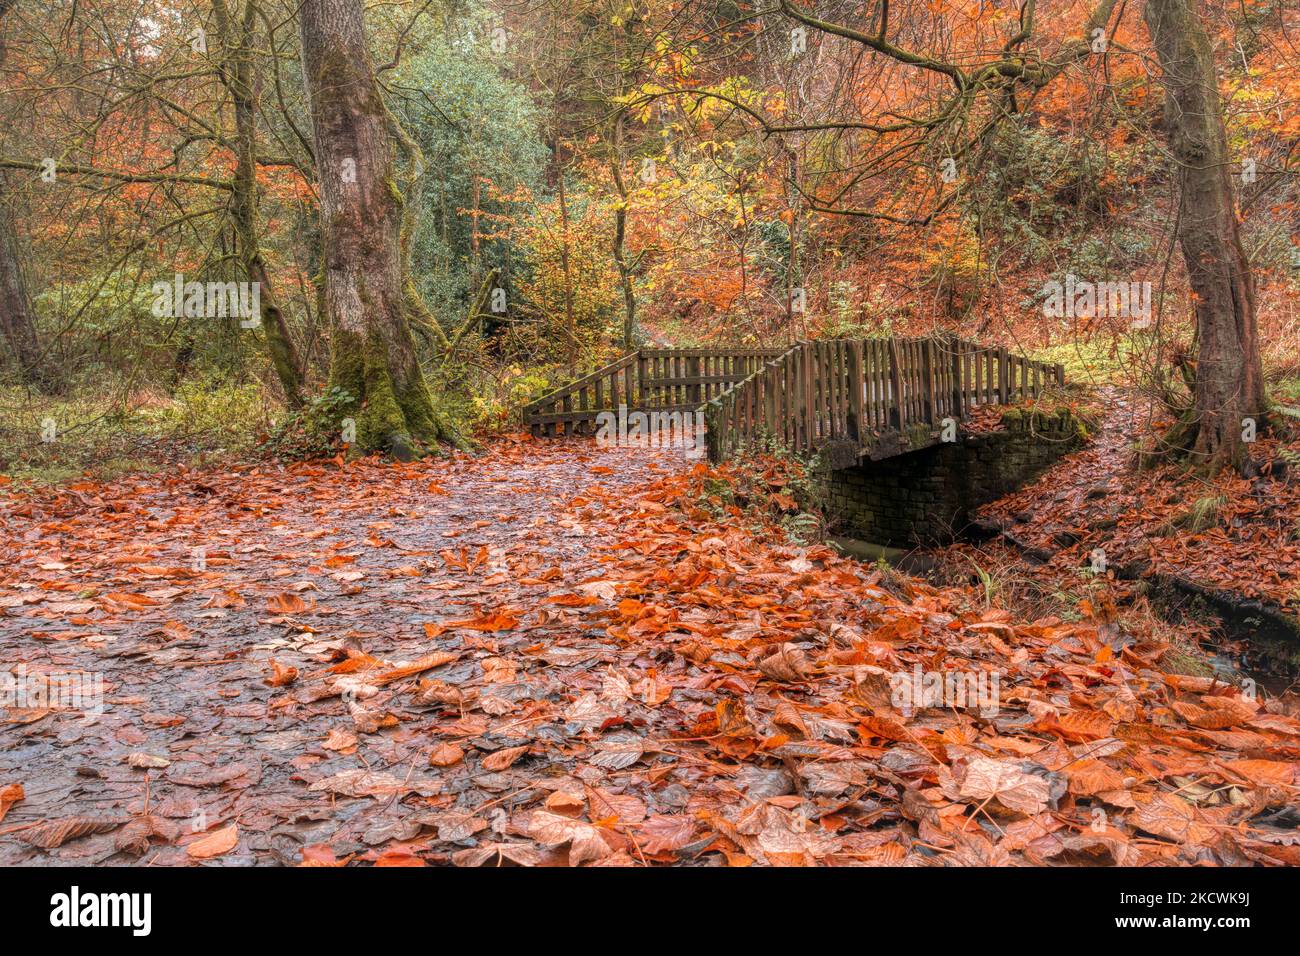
<box><xmin>329</xmin><ymin>326</ymin><xmax>414</xmax><ymax>458</ymax></box>
<box><xmin>1162</xmin><ymin>646</ymin><xmax>1217</xmax><ymax>679</ymax></box>
<box><xmin>328</xmin><ymin>320</ymin><xmax>467</xmax><ymax>459</ymax></box>
<box><xmin>1000</xmin><ymin>407</ymin><xmax>1026</xmax><ymax>428</ymax></box>
<box><xmin>903</xmin><ymin>422</ymin><xmax>932</xmax><ymax>447</ymax></box>
<box><xmin>386</xmin><ymin>177</ymin><xmax>405</xmax><ymax>210</ymax></box>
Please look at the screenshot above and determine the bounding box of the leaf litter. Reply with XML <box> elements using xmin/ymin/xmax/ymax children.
<box><xmin>0</xmin><ymin>434</ymin><xmax>1297</xmax><ymax>866</ymax></box>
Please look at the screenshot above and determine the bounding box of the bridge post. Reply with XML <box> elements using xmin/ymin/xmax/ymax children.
<box><xmin>796</xmin><ymin>343</ymin><xmax>808</xmax><ymax>449</ymax></box>
<box><xmin>950</xmin><ymin>337</ymin><xmax>964</xmax><ymax>420</ymax></box>
<box><xmin>922</xmin><ymin>339</ymin><xmax>936</xmax><ymax>424</ymax></box>
<box><xmin>887</xmin><ymin>339</ymin><xmax>903</xmax><ymax>429</ymax></box>
<box><xmin>848</xmin><ymin>340</ymin><xmax>864</xmax><ymax>442</ymax></box>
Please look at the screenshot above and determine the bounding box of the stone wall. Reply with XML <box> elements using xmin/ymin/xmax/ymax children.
<box><xmin>823</xmin><ymin>408</ymin><xmax>1086</xmax><ymax>545</ymax></box>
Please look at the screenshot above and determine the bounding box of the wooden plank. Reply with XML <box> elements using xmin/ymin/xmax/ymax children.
<box><xmin>848</xmin><ymin>340</ymin><xmax>864</xmax><ymax>442</ymax></box>
<box><xmin>833</xmin><ymin>341</ymin><xmax>844</xmax><ymax>437</ymax></box>
<box><xmin>874</xmin><ymin>339</ymin><xmax>887</xmax><ymax>428</ymax></box>
<box><xmin>888</xmin><ymin>338</ymin><xmax>904</xmax><ymax>428</ymax></box>
<box><xmin>806</xmin><ymin>342</ymin><xmax>816</xmax><ymax>446</ymax></box>
<box><xmin>923</xmin><ymin>339</ymin><xmax>935</xmax><ymax>424</ymax></box>
<box><xmin>951</xmin><ymin>340</ymin><xmax>963</xmax><ymax>421</ymax></box>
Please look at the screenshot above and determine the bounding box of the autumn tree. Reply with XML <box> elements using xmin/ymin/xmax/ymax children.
<box><xmin>0</xmin><ymin>0</ymin><xmax>50</xmax><ymax>389</ymax></box>
<box><xmin>298</xmin><ymin>0</ymin><xmax>459</xmax><ymax>457</ymax></box>
<box><xmin>1144</xmin><ymin>0</ymin><xmax>1266</xmax><ymax>473</ymax></box>
<box><xmin>660</xmin><ymin>0</ymin><xmax>1266</xmax><ymax>473</ymax></box>
<box><xmin>211</xmin><ymin>0</ymin><xmax>307</xmax><ymax>405</ymax></box>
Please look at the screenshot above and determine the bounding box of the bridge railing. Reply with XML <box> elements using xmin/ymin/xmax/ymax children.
<box><xmin>524</xmin><ymin>347</ymin><xmax>782</xmax><ymax>436</ymax></box>
<box><xmin>705</xmin><ymin>337</ymin><xmax>1065</xmax><ymax>463</ymax></box>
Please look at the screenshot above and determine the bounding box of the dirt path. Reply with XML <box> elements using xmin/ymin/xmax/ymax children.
<box><xmin>1</xmin><ymin>436</ymin><xmax>1298</xmax><ymax>866</ymax></box>
<box><xmin>0</xmin><ymin>439</ymin><xmax>697</xmax><ymax>864</ymax></box>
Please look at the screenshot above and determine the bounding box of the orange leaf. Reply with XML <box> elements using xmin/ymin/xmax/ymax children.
<box><xmin>0</xmin><ymin>783</ymin><xmax>24</xmax><ymax>825</ymax></box>
<box><xmin>187</xmin><ymin>823</ymin><xmax>239</xmax><ymax>859</ymax></box>
<box><xmin>266</xmin><ymin>593</ymin><xmax>308</xmax><ymax>614</ymax></box>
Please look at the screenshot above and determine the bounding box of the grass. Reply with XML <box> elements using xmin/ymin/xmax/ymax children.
<box><xmin>1025</xmin><ymin>331</ymin><xmax>1163</xmax><ymax>386</ymax></box>
<box><xmin>0</xmin><ymin>379</ymin><xmax>278</xmax><ymax>487</ymax></box>
<box><xmin>1274</xmin><ymin>376</ymin><xmax>1300</xmax><ymax>407</ymax></box>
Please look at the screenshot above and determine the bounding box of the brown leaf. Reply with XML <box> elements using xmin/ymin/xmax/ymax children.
<box><xmin>957</xmin><ymin>757</ymin><xmax>1063</xmax><ymax>816</ymax></box>
<box><xmin>428</xmin><ymin>743</ymin><xmax>465</xmax><ymax>767</ymax></box>
<box><xmin>126</xmin><ymin>753</ymin><xmax>171</xmax><ymax>769</ymax></box>
<box><xmin>1218</xmin><ymin>759</ymin><xmax>1299</xmax><ymax>787</ymax></box>
<box><xmin>187</xmin><ymin>823</ymin><xmax>239</xmax><ymax>859</ymax></box>
<box><xmin>589</xmin><ymin>732</ymin><xmax>644</xmax><ymax>770</ymax></box>
<box><xmin>370</xmin><ymin>651</ymin><xmax>460</xmax><ymax>686</ymax></box>
<box><xmin>586</xmin><ymin>786</ymin><xmax>647</xmax><ymax>825</ymax></box>
<box><xmin>265</xmin><ymin>659</ymin><xmax>299</xmax><ymax>687</ymax></box>
<box><xmin>1063</xmin><ymin>758</ymin><xmax>1127</xmax><ymax>796</ymax></box>
<box><xmin>528</xmin><ymin>811</ymin><xmax>613</xmax><ymax>866</ymax></box>
<box><xmin>18</xmin><ymin>817</ymin><xmax>123</xmax><ymax>849</ymax></box>
<box><xmin>114</xmin><ymin>815</ymin><xmax>179</xmax><ymax>855</ymax></box>
<box><xmin>481</xmin><ymin>744</ymin><xmax>529</xmax><ymax>772</ymax></box>
<box><xmin>322</xmin><ymin>728</ymin><xmax>359</xmax><ymax>753</ymax></box>
<box><xmin>638</xmin><ymin>814</ymin><xmax>696</xmax><ymax>854</ymax></box>
<box><xmin>266</xmin><ymin>592</ymin><xmax>308</xmax><ymax>614</ymax></box>
<box><xmin>0</xmin><ymin>782</ymin><xmax>24</xmax><ymax>825</ymax></box>
<box><xmin>1131</xmin><ymin>793</ymin><xmax>1215</xmax><ymax>845</ymax></box>
<box><xmin>452</xmin><ymin>843</ymin><xmax>543</xmax><ymax>867</ymax></box>
<box><xmin>757</xmin><ymin>643</ymin><xmax>811</xmax><ymax>682</ymax></box>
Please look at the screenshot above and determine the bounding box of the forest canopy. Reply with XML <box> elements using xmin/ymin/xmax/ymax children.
<box><xmin>0</xmin><ymin>0</ymin><xmax>1295</xmax><ymax>471</ymax></box>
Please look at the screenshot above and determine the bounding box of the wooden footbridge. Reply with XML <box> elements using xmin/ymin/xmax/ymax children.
<box><xmin>524</xmin><ymin>338</ymin><xmax>1065</xmax><ymax>465</ymax></box>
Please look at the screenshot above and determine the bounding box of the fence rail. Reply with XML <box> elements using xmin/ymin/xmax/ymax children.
<box><xmin>523</xmin><ymin>338</ymin><xmax>1064</xmax><ymax>462</ymax></box>
<box><xmin>524</xmin><ymin>347</ymin><xmax>783</xmax><ymax>435</ymax></box>
<box><xmin>704</xmin><ymin>337</ymin><xmax>1065</xmax><ymax>463</ymax></box>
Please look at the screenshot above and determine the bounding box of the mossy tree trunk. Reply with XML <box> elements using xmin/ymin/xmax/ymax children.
<box><xmin>212</xmin><ymin>0</ymin><xmax>305</xmax><ymax>407</ymax></box>
<box><xmin>298</xmin><ymin>0</ymin><xmax>451</xmax><ymax>458</ymax></box>
<box><xmin>1145</xmin><ymin>0</ymin><xmax>1267</xmax><ymax>475</ymax></box>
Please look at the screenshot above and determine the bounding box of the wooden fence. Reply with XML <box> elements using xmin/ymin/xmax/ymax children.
<box><xmin>524</xmin><ymin>347</ymin><xmax>783</xmax><ymax>435</ymax></box>
<box><xmin>704</xmin><ymin>337</ymin><xmax>1065</xmax><ymax>463</ymax></box>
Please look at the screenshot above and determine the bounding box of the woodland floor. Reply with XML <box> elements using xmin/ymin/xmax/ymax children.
<box><xmin>970</xmin><ymin>387</ymin><xmax>1300</xmax><ymax>615</ymax></box>
<box><xmin>1</xmin><ymin>435</ymin><xmax>1299</xmax><ymax>866</ymax></box>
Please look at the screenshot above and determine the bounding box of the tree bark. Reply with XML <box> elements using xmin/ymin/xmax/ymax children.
<box><xmin>0</xmin><ymin>0</ymin><xmax>52</xmax><ymax>390</ymax></box>
<box><xmin>297</xmin><ymin>0</ymin><xmax>453</xmax><ymax>457</ymax></box>
<box><xmin>0</xmin><ymin>173</ymin><xmax>50</xmax><ymax>388</ymax></box>
<box><xmin>1145</xmin><ymin>0</ymin><xmax>1266</xmax><ymax>474</ymax></box>
<box><xmin>213</xmin><ymin>0</ymin><xmax>305</xmax><ymax>406</ymax></box>
<box><xmin>608</xmin><ymin>114</ymin><xmax>637</xmax><ymax>350</ymax></box>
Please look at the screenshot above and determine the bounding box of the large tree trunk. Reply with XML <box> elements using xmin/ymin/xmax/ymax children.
<box><xmin>298</xmin><ymin>0</ymin><xmax>451</xmax><ymax>457</ymax></box>
<box><xmin>213</xmin><ymin>0</ymin><xmax>305</xmax><ymax>406</ymax></box>
<box><xmin>1145</xmin><ymin>0</ymin><xmax>1266</xmax><ymax>475</ymax></box>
